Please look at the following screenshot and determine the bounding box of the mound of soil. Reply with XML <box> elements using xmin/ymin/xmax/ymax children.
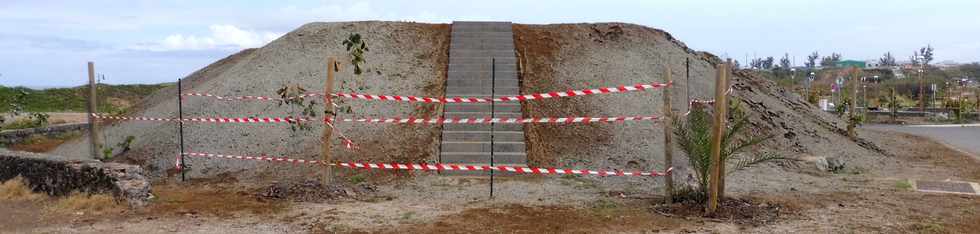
<box><xmin>52</xmin><ymin>22</ymin><xmax>451</xmax><ymax>183</ymax></box>
<box><xmin>259</xmin><ymin>180</ymin><xmax>378</xmax><ymax>202</ymax></box>
<box><xmin>654</xmin><ymin>197</ymin><xmax>800</xmax><ymax>226</ymax></box>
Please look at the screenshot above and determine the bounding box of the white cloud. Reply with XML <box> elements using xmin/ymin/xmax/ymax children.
<box><xmin>143</xmin><ymin>24</ymin><xmax>282</xmax><ymax>51</ymax></box>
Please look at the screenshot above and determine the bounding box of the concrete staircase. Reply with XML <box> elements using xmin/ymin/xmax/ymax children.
<box><xmin>439</xmin><ymin>21</ymin><xmax>525</xmax><ymax>175</ymax></box>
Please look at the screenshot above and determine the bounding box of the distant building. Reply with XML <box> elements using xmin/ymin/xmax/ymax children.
<box><xmin>835</xmin><ymin>60</ymin><xmax>866</xmax><ymax>68</ymax></box>
<box><xmin>865</xmin><ymin>59</ymin><xmax>882</xmax><ymax>69</ymax></box>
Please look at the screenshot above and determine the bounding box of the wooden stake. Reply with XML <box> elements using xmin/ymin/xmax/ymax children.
<box><xmin>851</xmin><ymin>68</ymin><xmax>860</xmax><ymax>135</ymax></box>
<box><xmin>322</xmin><ymin>58</ymin><xmax>337</xmax><ymax>184</ymax></box>
<box><xmin>707</xmin><ymin>62</ymin><xmax>729</xmax><ymax>215</ymax></box>
<box><xmin>86</xmin><ymin>62</ymin><xmax>102</xmax><ymax>160</ymax></box>
<box><xmin>718</xmin><ymin>59</ymin><xmax>734</xmax><ymax>199</ymax></box>
<box><xmin>662</xmin><ymin>64</ymin><xmax>674</xmax><ymax>204</ymax></box>
<box><xmin>919</xmin><ymin>69</ymin><xmax>925</xmax><ymax>112</ymax></box>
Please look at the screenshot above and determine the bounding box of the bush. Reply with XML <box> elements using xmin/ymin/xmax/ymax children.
<box><xmin>673</xmin><ymin>98</ymin><xmax>782</xmax><ymax>201</ymax></box>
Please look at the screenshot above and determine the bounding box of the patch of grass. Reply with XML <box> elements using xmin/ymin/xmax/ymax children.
<box><xmin>8</xmin><ymin>132</ymin><xmax>80</xmax><ymax>152</ymax></box>
<box><xmin>558</xmin><ymin>175</ymin><xmax>597</xmax><ymax>190</ymax></box>
<box><xmin>348</xmin><ymin>174</ymin><xmax>366</xmax><ymax>184</ymax></box>
<box><xmin>0</xmin><ymin>118</ymin><xmax>45</xmax><ymax>130</ymax></box>
<box><xmin>401</xmin><ymin>211</ymin><xmax>416</xmax><ymax>220</ymax></box>
<box><xmin>0</xmin><ymin>84</ymin><xmax>169</xmax><ymax>113</ymax></box>
<box><xmin>895</xmin><ymin>180</ymin><xmax>913</xmax><ymax>190</ymax></box>
<box><xmin>0</xmin><ymin>177</ymin><xmax>45</xmax><ymax>201</ymax></box>
<box><xmin>910</xmin><ymin>222</ymin><xmax>947</xmax><ymax>233</ymax></box>
<box><xmin>47</xmin><ymin>192</ymin><xmax>125</xmax><ymax>215</ymax></box>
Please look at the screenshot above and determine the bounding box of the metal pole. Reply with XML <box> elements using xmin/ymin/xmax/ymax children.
<box><xmin>490</xmin><ymin>58</ymin><xmax>496</xmax><ymax>199</ymax></box>
<box><xmin>685</xmin><ymin>58</ymin><xmax>691</xmax><ymax>105</ymax></box>
<box><xmin>86</xmin><ymin>62</ymin><xmax>102</xmax><ymax>160</ymax></box>
<box><xmin>177</xmin><ymin>78</ymin><xmax>186</xmax><ymax>181</ymax></box>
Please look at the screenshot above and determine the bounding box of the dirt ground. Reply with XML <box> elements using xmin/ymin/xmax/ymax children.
<box><xmin>3</xmin><ymin>127</ymin><xmax>978</xmax><ymax>233</ymax></box>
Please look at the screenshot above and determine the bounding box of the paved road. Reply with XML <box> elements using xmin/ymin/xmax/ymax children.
<box><xmin>865</xmin><ymin>124</ymin><xmax>980</xmax><ymax>158</ymax></box>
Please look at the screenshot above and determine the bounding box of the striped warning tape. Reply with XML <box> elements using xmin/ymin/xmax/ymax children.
<box><xmin>182</xmin><ymin>92</ymin><xmax>320</xmax><ymax>101</ymax></box>
<box><xmin>92</xmin><ymin>114</ymin><xmax>313</xmax><ymax>123</ymax></box>
<box><xmin>92</xmin><ymin>114</ymin><xmax>661</xmax><ymax>125</ymax></box>
<box><xmin>341</xmin><ymin>116</ymin><xmax>661</xmax><ymax>124</ymax></box>
<box><xmin>182</xmin><ymin>81</ymin><xmax>672</xmax><ymax>103</ymax></box>
<box><xmin>93</xmin><ymin>114</ymin><xmax>356</xmax><ymax>150</ymax></box>
<box><xmin>182</xmin><ymin>152</ymin><xmax>672</xmax><ymax>177</ymax></box>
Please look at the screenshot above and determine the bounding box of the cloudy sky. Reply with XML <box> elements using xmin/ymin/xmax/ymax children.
<box><xmin>2</xmin><ymin>0</ymin><xmax>978</xmax><ymax>88</ymax></box>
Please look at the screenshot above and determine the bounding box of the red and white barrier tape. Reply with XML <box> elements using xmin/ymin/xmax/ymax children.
<box><xmin>182</xmin><ymin>152</ymin><xmax>672</xmax><ymax>177</ymax></box>
<box><xmin>182</xmin><ymin>92</ymin><xmax>320</xmax><ymax>101</ymax></box>
<box><xmin>93</xmin><ymin>114</ymin><xmax>660</xmax><ymax>125</ymax></box>
<box><xmin>183</xmin><ymin>81</ymin><xmax>671</xmax><ymax>103</ymax></box>
<box><xmin>324</xmin><ymin>118</ymin><xmax>357</xmax><ymax>150</ymax></box>
<box><xmin>93</xmin><ymin>114</ymin><xmax>356</xmax><ymax>150</ymax></box>
<box><xmin>341</xmin><ymin>116</ymin><xmax>661</xmax><ymax>124</ymax></box>
<box><xmin>92</xmin><ymin>114</ymin><xmax>313</xmax><ymax>123</ymax></box>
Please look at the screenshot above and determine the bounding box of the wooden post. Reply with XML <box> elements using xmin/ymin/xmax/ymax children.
<box><xmin>919</xmin><ymin>69</ymin><xmax>925</xmax><ymax>112</ymax></box>
<box><xmin>706</xmin><ymin>62</ymin><xmax>729</xmax><ymax>215</ymax></box>
<box><xmin>86</xmin><ymin>62</ymin><xmax>102</xmax><ymax>160</ymax></box>
<box><xmin>321</xmin><ymin>58</ymin><xmax>337</xmax><ymax>184</ymax></box>
<box><xmin>848</xmin><ymin>67</ymin><xmax>860</xmax><ymax>137</ymax></box>
<box><xmin>718</xmin><ymin>59</ymin><xmax>732</xmax><ymax>199</ymax></box>
<box><xmin>662</xmin><ymin>64</ymin><xmax>674</xmax><ymax>204</ymax></box>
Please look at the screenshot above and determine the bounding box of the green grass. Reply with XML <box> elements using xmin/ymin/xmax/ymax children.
<box><xmin>0</xmin><ymin>84</ymin><xmax>170</xmax><ymax>113</ymax></box>
<box><xmin>895</xmin><ymin>180</ymin><xmax>913</xmax><ymax>190</ymax></box>
<box><xmin>0</xmin><ymin>118</ymin><xmax>45</xmax><ymax>130</ymax></box>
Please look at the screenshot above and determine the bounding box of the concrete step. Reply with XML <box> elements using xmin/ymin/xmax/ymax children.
<box><xmin>451</xmin><ymin>57</ymin><xmax>517</xmax><ymax>64</ymax></box>
<box><xmin>452</xmin><ymin>31</ymin><xmax>513</xmax><ymax>37</ymax></box>
<box><xmin>440</xmin><ymin>152</ymin><xmax>527</xmax><ymax>164</ymax></box>
<box><xmin>441</xmin><ymin>141</ymin><xmax>526</xmax><ymax>153</ymax></box>
<box><xmin>451</xmin><ymin>23</ymin><xmax>513</xmax><ymax>32</ymax></box>
<box><xmin>448</xmin><ymin>69</ymin><xmax>518</xmax><ymax>75</ymax></box>
<box><xmin>450</xmin><ymin>39</ymin><xmax>514</xmax><ymax>46</ymax></box>
<box><xmin>445</xmin><ymin>103</ymin><xmax>521</xmax><ymax>112</ymax></box>
<box><xmin>450</xmin><ymin>44</ymin><xmax>513</xmax><ymax>49</ymax></box>
<box><xmin>443</xmin><ymin>112</ymin><xmax>522</xmax><ymax>119</ymax></box>
<box><xmin>452</xmin><ymin>26</ymin><xmax>512</xmax><ymax>32</ymax></box>
<box><xmin>446</xmin><ymin>78</ymin><xmax>520</xmax><ymax>87</ymax></box>
<box><xmin>445</xmin><ymin>87</ymin><xmax>521</xmax><ymax>96</ymax></box>
<box><xmin>448</xmin><ymin>71</ymin><xmax>518</xmax><ymax>80</ymax></box>
<box><xmin>448</xmin><ymin>63</ymin><xmax>516</xmax><ymax>71</ymax></box>
<box><xmin>437</xmin><ymin>163</ymin><xmax>528</xmax><ymax>176</ymax></box>
<box><xmin>450</xmin><ymin>49</ymin><xmax>516</xmax><ymax>58</ymax></box>
<box><xmin>443</xmin><ymin>124</ymin><xmax>523</xmax><ymax>132</ymax></box>
<box><xmin>441</xmin><ymin>131</ymin><xmax>524</xmax><ymax>142</ymax></box>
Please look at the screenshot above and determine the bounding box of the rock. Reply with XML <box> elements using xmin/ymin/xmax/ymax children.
<box><xmin>0</xmin><ymin>149</ymin><xmax>151</xmax><ymax>207</ymax></box>
<box><xmin>811</xmin><ymin>156</ymin><xmax>845</xmax><ymax>172</ymax></box>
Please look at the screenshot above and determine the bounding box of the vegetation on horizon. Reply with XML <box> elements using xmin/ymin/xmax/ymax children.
<box><xmin>0</xmin><ymin>84</ymin><xmax>169</xmax><ymax>113</ymax></box>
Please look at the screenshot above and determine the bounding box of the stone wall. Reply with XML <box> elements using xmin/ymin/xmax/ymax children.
<box><xmin>0</xmin><ymin>123</ymin><xmax>88</xmax><ymax>145</ymax></box>
<box><xmin>0</xmin><ymin>149</ymin><xmax>150</xmax><ymax>207</ymax></box>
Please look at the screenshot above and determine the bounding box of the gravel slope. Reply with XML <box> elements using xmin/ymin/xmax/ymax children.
<box><xmin>514</xmin><ymin>23</ymin><xmax>891</xmax><ymax>194</ymax></box>
<box><xmin>53</xmin><ymin>21</ymin><xmax>450</xmax><ymax>181</ymax></box>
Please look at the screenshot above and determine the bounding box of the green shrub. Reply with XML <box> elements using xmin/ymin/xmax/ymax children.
<box><xmin>673</xmin><ymin>98</ymin><xmax>782</xmax><ymax>201</ymax></box>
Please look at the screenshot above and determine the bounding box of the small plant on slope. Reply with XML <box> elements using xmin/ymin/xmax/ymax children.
<box><xmin>673</xmin><ymin>98</ymin><xmax>783</xmax><ymax>202</ymax></box>
<box><xmin>342</xmin><ymin>33</ymin><xmax>369</xmax><ymax>75</ymax></box>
